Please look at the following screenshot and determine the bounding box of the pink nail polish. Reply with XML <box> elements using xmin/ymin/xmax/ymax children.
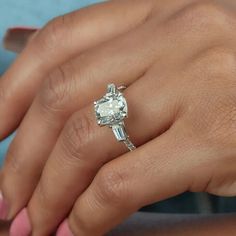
<box><xmin>0</xmin><ymin>191</ymin><xmax>9</xmax><ymax>220</ymax></box>
<box><xmin>57</xmin><ymin>220</ymin><xmax>74</xmax><ymax>236</ymax></box>
<box><xmin>10</xmin><ymin>208</ymin><xmax>31</xmax><ymax>236</ymax></box>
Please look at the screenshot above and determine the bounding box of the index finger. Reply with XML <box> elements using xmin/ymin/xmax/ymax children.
<box><xmin>0</xmin><ymin>0</ymin><xmax>153</xmax><ymax>139</ymax></box>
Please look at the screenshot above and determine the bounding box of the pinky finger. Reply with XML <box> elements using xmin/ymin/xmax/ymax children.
<box><xmin>57</xmin><ymin>127</ymin><xmax>202</xmax><ymax>236</ymax></box>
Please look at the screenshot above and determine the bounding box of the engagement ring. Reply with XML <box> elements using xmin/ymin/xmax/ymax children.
<box><xmin>94</xmin><ymin>84</ymin><xmax>136</xmax><ymax>151</ymax></box>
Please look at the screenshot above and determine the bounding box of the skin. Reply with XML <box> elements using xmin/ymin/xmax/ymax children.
<box><xmin>1</xmin><ymin>0</ymin><xmax>236</xmax><ymax>235</ymax></box>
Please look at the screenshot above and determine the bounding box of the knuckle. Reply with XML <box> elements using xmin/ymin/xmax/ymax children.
<box><xmin>171</xmin><ymin>1</ymin><xmax>232</xmax><ymax>34</ymax></box>
<box><xmin>94</xmin><ymin>166</ymin><xmax>129</xmax><ymax>206</ymax></box>
<box><xmin>60</xmin><ymin>112</ymin><xmax>94</xmax><ymax>163</ymax></box>
<box><xmin>71</xmin><ymin>198</ymin><xmax>96</xmax><ymax>233</ymax></box>
<box><xmin>199</xmin><ymin>47</ymin><xmax>236</xmax><ymax>78</ymax></box>
<box><xmin>70</xmin><ymin>204</ymin><xmax>91</xmax><ymax>235</ymax></box>
<box><xmin>35</xmin><ymin>13</ymin><xmax>74</xmax><ymax>52</ymax></box>
<box><xmin>39</xmin><ymin>63</ymin><xmax>74</xmax><ymax>112</ymax></box>
<box><xmin>183</xmin><ymin>49</ymin><xmax>236</xmax><ymax>144</ymax></box>
<box><xmin>186</xmin><ymin>95</ymin><xmax>236</xmax><ymax>148</ymax></box>
<box><xmin>189</xmin><ymin>1</ymin><xmax>229</xmax><ymax>24</ymax></box>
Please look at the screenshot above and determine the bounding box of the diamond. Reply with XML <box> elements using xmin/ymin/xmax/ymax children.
<box><xmin>95</xmin><ymin>87</ymin><xmax>128</xmax><ymax>126</ymax></box>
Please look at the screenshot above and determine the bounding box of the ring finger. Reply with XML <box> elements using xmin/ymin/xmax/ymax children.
<box><xmin>22</xmin><ymin>73</ymin><xmax>179</xmax><ymax>235</ymax></box>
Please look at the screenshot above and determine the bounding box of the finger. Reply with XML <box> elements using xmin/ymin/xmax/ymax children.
<box><xmin>25</xmin><ymin>74</ymin><xmax>179</xmax><ymax>236</ymax></box>
<box><xmin>0</xmin><ymin>0</ymin><xmax>153</xmax><ymax>138</ymax></box>
<box><xmin>0</xmin><ymin>17</ymin><xmax>169</xmax><ymax>221</ymax></box>
<box><xmin>3</xmin><ymin>27</ymin><xmax>38</xmax><ymax>53</ymax></box>
<box><xmin>63</xmin><ymin>127</ymin><xmax>210</xmax><ymax>236</ymax></box>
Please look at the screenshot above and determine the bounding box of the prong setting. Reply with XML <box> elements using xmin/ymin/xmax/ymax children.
<box><xmin>94</xmin><ymin>84</ymin><xmax>136</xmax><ymax>151</ymax></box>
<box><xmin>94</xmin><ymin>84</ymin><xmax>128</xmax><ymax>126</ymax></box>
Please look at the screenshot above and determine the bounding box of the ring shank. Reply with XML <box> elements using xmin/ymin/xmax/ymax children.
<box><xmin>123</xmin><ymin>139</ymin><xmax>136</xmax><ymax>151</ymax></box>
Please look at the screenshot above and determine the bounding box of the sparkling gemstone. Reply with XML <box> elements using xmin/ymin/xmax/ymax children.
<box><xmin>95</xmin><ymin>91</ymin><xmax>128</xmax><ymax>126</ymax></box>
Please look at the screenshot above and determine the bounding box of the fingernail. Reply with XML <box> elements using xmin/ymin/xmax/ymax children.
<box><xmin>0</xmin><ymin>191</ymin><xmax>9</xmax><ymax>220</ymax></box>
<box><xmin>10</xmin><ymin>208</ymin><xmax>31</xmax><ymax>236</ymax></box>
<box><xmin>3</xmin><ymin>27</ymin><xmax>39</xmax><ymax>53</ymax></box>
<box><xmin>57</xmin><ymin>220</ymin><xmax>74</xmax><ymax>236</ymax></box>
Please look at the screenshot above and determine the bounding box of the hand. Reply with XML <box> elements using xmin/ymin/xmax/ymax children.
<box><xmin>1</xmin><ymin>0</ymin><xmax>236</xmax><ymax>235</ymax></box>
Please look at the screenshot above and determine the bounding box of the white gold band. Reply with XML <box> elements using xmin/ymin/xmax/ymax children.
<box><xmin>123</xmin><ymin>138</ymin><xmax>136</xmax><ymax>151</ymax></box>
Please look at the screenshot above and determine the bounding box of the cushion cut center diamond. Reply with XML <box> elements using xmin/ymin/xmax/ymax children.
<box><xmin>97</xmin><ymin>99</ymin><xmax>122</xmax><ymax>117</ymax></box>
<box><xmin>95</xmin><ymin>92</ymin><xmax>128</xmax><ymax>126</ymax></box>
